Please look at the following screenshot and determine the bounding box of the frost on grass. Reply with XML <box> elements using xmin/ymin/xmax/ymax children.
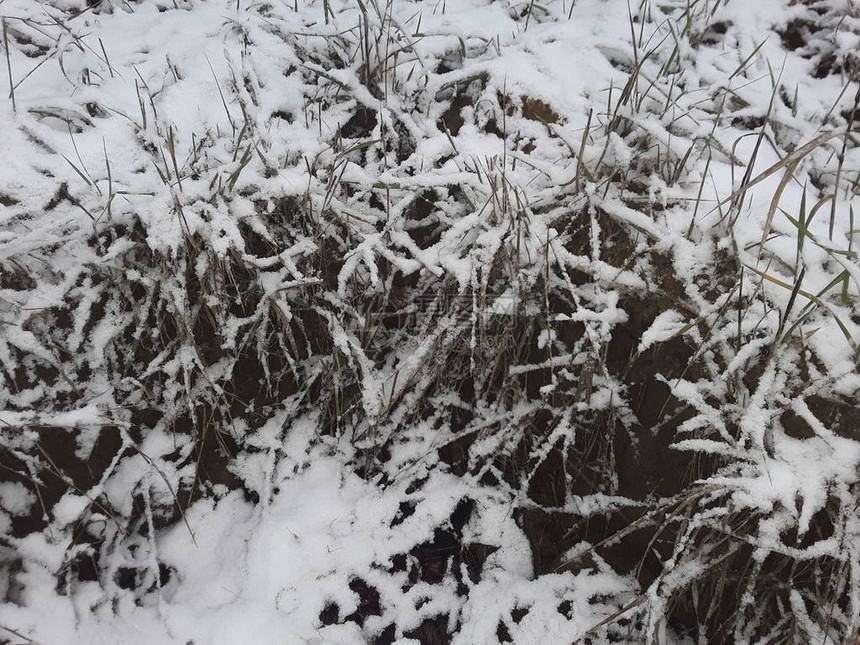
<box><xmin>0</xmin><ymin>0</ymin><xmax>859</xmax><ymax>643</ymax></box>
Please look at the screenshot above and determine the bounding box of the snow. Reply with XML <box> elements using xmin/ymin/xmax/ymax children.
<box><xmin>0</xmin><ymin>0</ymin><xmax>858</xmax><ymax>642</ymax></box>
<box><xmin>1</xmin><ymin>451</ymin><xmax>634</xmax><ymax>644</ymax></box>
<box><xmin>637</xmin><ymin>310</ymin><xmax>687</xmax><ymax>355</ymax></box>
<box><xmin>0</xmin><ymin>482</ymin><xmax>35</xmax><ymax>517</ymax></box>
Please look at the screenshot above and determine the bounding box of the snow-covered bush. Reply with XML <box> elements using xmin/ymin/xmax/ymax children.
<box><xmin>0</xmin><ymin>0</ymin><xmax>858</xmax><ymax>643</ymax></box>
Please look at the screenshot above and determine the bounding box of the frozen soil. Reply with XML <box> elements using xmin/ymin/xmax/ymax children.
<box><xmin>1</xmin><ymin>0</ymin><xmax>859</xmax><ymax>643</ymax></box>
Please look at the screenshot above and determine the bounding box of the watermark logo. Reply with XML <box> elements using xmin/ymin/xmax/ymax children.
<box><xmin>367</xmin><ymin>292</ymin><xmax>519</xmax><ymax>350</ymax></box>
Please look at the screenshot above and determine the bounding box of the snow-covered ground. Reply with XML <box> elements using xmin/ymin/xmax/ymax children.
<box><xmin>0</xmin><ymin>0</ymin><xmax>859</xmax><ymax>643</ymax></box>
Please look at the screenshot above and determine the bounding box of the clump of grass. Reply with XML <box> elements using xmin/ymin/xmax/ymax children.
<box><xmin>0</xmin><ymin>0</ymin><xmax>858</xmax><ymax>642</ymax></box>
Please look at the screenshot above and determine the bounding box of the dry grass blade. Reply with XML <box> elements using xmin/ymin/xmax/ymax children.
<box><xmin>131</xmin><ymin>444</ymin><xmax>198</xmax><ymax>547</ymax></box>
<box><xmin>714</xmin><ymin>131</ymin><xmax>843</xmax><ymax>252</ymax></box>
<box><xmin>574</xmin><ymin>108</ymin><xmax>592</xmax><ymax>193</ymax></box>
<box><xmin>3</xmin><ymin>18</ymin><xmax>15</xmax><ymax>113</ymax></box>
<box><xmin>746</xmin><ymin>264</ymin><xmax>816</xmax><ymax>301</ymax></box>
<box><xmin>757</xmin><ymin>157</ymin><xmax>800</xmax><ymax>261</ymax></box>
<box><xmin>0</xmin><ymin>623</ymin><xmax>42</xmax><ymax>644</ymax></box>
<box><xmin>582</xmin><ymin>593</ymin><xmax>648</xmax><ymax>638</ymax></box>
<box><xmin>555</xmin><ymin>485</ymin><xmax>726</xmax><ymax>573</ymax></box>
<box><xmin>828</xmin><ymin>87</ymin><xmax>859</xmax><ymax>240</ymax></box>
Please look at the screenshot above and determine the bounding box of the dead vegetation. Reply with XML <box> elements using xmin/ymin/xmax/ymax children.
<box><xmin>1</xmin><ymin>0</ymin><xmax>859</xmax><ymax>642</ymax></box>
